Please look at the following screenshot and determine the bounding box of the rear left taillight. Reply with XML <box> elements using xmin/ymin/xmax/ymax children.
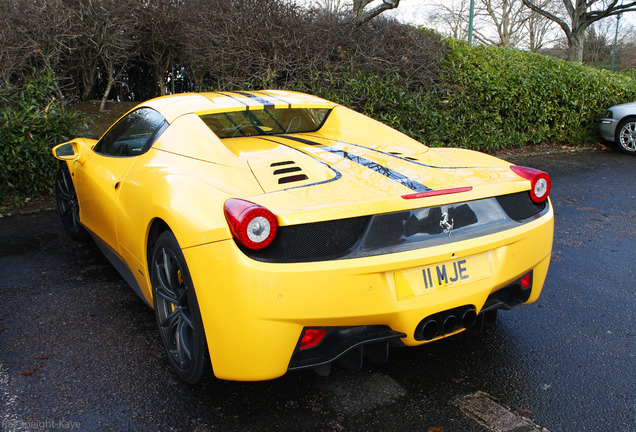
<box><xmin>299</xmin><ymin>328</ymin><xmax>327</xmax><ymax>349</ymax></box>
<box><xmin>223</xmin><ymin>198</ymin><xmax>278</xmax><ymax>250</ymax></box>
<box><xmin>510</xmin><ymin>165</ymin><xmax>551</xmax><ymax>203</ymax></box>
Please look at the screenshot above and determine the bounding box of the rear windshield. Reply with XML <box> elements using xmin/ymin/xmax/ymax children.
<box><xmin>199</xmin><ymin>107</ymin><xmax>331</xmax><ymax>138</ymax></box>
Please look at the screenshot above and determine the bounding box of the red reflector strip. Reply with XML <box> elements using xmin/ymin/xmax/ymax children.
<box><xmin>402</xmin><ymin>186</ymin><xmax>473</xmax><ymax>200</ymax></box>
<box><xmin>299</xmin><ymin>328</ymin><xmax>327</xmax><ymax>350</ymax></box>
<box><xmin>520</xmin><ymin>272</ymin><xmax>532</xmax><ymax>290</ymax></box>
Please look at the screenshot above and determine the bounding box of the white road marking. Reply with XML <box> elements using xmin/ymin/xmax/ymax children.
<box><xmin>455</xmin><ymin>391</ymin><xmax>550</xmax><ymax>432</ymax></box>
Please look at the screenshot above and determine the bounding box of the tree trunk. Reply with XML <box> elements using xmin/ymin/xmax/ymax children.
<box><xmin>100</xmin><ymin>75</ymin><xmax>114</xmax><ymax>112</ymax></box>
<box><xmin>155</xmin><ymin>65</ymin><xmax>168</xmax><ymax>96</ymax></box>
<box><xmin>567</xmin><ymin>31</ymin><xmax>585</xmax><ymax>62</ymax></box>
<box><xmin>81</xmin><ymin>70</ymin><xmax>97</xmax><ymax>102</ymax></box>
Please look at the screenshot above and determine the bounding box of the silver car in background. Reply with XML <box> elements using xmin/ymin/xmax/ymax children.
<box><xmin>599</xmin><ymin>102</ymin><xmax>636</xmax><ymax>155</ymax></box>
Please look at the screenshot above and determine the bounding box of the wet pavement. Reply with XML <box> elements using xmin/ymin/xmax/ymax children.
<box><xmin>0</xmin><ymin>148</ymin><xmax>634</xmax><ymax>432</ymax></box>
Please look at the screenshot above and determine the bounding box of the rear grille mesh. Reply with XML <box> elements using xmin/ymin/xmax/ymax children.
<box><xmin>496</xmin><ymin>192</ymin><xmax>546</xmax><ymax>221</ymax></box>
<box><xmin>240</xmin><ymin>216</ymin><xmax>370</xmax><ymax>263</ymax></box>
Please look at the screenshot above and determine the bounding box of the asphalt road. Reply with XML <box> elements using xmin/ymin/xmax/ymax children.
<box><xmin>1</xmin><ymin>148</ymin><xmax>634</xmax><ymax>432</ymax></box>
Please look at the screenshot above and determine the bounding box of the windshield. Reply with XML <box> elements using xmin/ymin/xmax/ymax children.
<box><xmin>199</xmin><ymin>107</ymin><xmax>331</xmax><ymax>138</ymax></box>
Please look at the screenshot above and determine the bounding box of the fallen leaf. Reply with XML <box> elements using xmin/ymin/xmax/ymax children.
<box><xmin>20</xmin><ymin>365</ymin><xmax>41</xmax><ymax>376</ymax></box>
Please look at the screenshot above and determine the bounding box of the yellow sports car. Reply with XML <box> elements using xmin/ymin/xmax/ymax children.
<box><xmin>52</xmin><ymin>91</ymin><xmax>553</xmax><ymax>383</ymax></box>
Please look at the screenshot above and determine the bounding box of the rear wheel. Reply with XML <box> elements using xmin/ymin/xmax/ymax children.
<box><xmin>151</xmin><ymin>231</ymin><xmax>212</xmax><ymax>383</ymax></box>
<box><xmin>615</xmin><ymin>119</ymin><xmax>636</xmax><ymax>155</ymax></box>
<box><xmin>55</xmin><ymin>164</ymin><xmax>89</xmax><ymax>241</ymax></box>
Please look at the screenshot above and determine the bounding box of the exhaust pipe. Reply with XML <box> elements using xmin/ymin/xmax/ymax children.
<box><xmin>443</xmin><ymin>315</ymin><xmax>458</xmax><ymax>333</ymax></box>
<box><xmin>462</xmin><ymin>308</ymin><xmax>477</xmax><ymax>328</ymax></box>
<box><xmin>415</xmin><ymin>306</ymin><xmax>478</xmax><ymax>341</ymax></box>
<box><xmin>420</xmin><ymin>319</ymin><xmax>439</xmax><ymax>341</ymax></box>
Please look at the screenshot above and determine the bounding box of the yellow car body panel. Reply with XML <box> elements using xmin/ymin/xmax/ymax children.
<box><xmin>186</xmin><ymin>205</ymin><xmax>552</xmax><ymax>381</ymax></box>
<box><xmin>52</xmin><ymin>91</ymin><xmax>554</xmax><ymax>382</ymax></box>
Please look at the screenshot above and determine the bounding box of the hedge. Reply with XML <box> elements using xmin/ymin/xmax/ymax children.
<box><xmin>296</xmin><ymin>39</ymin><xmax>636</xmax><ymax>153</ymax></box>
<box><xmin>0</xmin><ymin>73</ymin><xmax>85</xmax><ymax>204</ymax></box>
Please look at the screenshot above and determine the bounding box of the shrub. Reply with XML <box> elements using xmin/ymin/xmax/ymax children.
<box><xmin>301</xmin><ymin>39</ymin><xmax>636</xmax><ymax>153</ymax></box>
<box><xmin>182</xmin><ymin>5</ymin><xmax>448</xmax><ymax>94</ymax></box>
<box><xmin>432</xmin><ymin>40</ymin><xmax>636</xmax><ymax>151</ymax></box>
<box><xmin>0</xmin><ymin>72</ymin><xmax>85</xmax><ymax>204</ymax></box>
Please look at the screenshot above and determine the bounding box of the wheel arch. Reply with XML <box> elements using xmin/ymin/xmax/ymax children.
<box><xmin>146</xmin><ymin>218</ymin><xmax>172</xmax><ymax>271</ymax></box>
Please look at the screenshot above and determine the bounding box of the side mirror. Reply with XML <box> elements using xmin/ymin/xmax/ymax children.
<box><xmin>52</xmin><ymin>142</ymin><xmax>80</xmax><ymax>161</ymax></box>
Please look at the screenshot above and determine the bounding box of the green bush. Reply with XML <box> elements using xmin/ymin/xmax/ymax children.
<box><xmin>0</xmin><ymin>72</ymin><xmax>85</xmax><ymax>204</ymax></box>
<box><xmin>290</xmin><ymin>72</ymin><xmax>428</xmax><ymax>138</ymax></box>
<box><xmin>290</xmin><ymin>39</ymin><xmax>636</xmax><ymax>154</ymax></box>
<box><xmin>430</xmin><ymin>40</ymin><xmax>636</xmax><ymax>151</ymax></box>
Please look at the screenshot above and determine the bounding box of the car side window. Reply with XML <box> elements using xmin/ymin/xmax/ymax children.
<box><xmin>94</xmin><ymin>108</ymin><xmax>167</xmax><ymax>157</ymax></box>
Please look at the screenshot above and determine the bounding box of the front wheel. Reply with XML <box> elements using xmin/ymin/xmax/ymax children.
<box><xmin>55</xmin><ymin>164</ymin><xmax>89</xmax><ymax>241</ymax></box>
<box><xmin>151</xmin><ymin>231</ymin><xmax>212</xmax><ymax>384</ymax></box>
<box><xmin>615</xmin><ymin>119</ymin><xmax>636</xmax><ymax>155</ymax></box>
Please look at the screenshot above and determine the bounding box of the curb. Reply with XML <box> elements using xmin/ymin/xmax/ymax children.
<box><xmin>494</xmin><ymin>145</ymin><xmax>604</xmax><ymax>159</ymax></box>
<box><xmin>0</xmin><ymin>202</ymin><xmax>57</xmax><ymax>219</ymax></box>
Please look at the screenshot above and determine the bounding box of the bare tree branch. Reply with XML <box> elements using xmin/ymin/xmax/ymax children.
<box><xmin>522</xmin><ymin>0</ymin><xmax>636</xmax><ymax>61</ymax></box>
<box><xmin>349</xmin><ymin>0</ymin><xmax>400</xmax><ymax>26</ymax></box>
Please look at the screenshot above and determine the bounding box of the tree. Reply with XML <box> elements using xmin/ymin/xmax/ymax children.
<box><xmin>138</xmin><ymin>0</ymin><xmax>185</xmax><ymax>96</ymax></box>
<box><xmin>313</xmin><ymin>0</ymin><xmax>349</xmax><ymax>14</ymax></box>
<box><xmin>68</xmin><ymin>0</ymin><xmax>140</xmax><ymax>108</ymax></box>
<box><xmin>616</xmin><ymin>24</ymin><xmax>636</xmax><ymax>68</ymax></box>
<box><xmin>428</xmin><ymin>0</ymin><xmax>556</xmax><ymax>50</ymax></box>
<box><xmin>0</xmin><ymin>0</ymin><xmax>77</xmax><ymax>97</ymax></box>
<box><xmin>479</xmin><ymin>0</ymin><xmax>530</xmax><ymax>47</ymax></box>
<box><xmin>583</xmin><ymin>20</ymin><xmax>614</xmax><ymax>65</ymax></box>
<box><xmin>349</xmin><ymin>0</ymin><xmax>401</xmax><ymax>26</ymax></box>
<box><xmin>428</xmin><ymin>0</ymin><xmax>472</xmax><ymax>40</ymax></box>
<box><xmin>522</xmin><ymin>0</ymin><xmax>636</xmax><ymax>62</ymax></box>
<box><xmin>0</xmin><ymin>0</ymin><xmax>31</xmax><ymax>86</ymax></box>
<box><xmin>526</xmin><ymin>5</ymin><xmax>558</xmax><ymax>52</ymax></box>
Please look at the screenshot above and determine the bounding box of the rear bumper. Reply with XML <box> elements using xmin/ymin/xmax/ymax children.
<box><xmin>184</xmin><ymin>202</ymin><xmax>553</xmax><ymax>381</ymax></box>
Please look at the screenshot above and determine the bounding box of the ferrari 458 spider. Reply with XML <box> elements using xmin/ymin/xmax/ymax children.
<box><xmin>52</xmin><ymin>90</ymin><xmax>553</xmax><ymax>382</ymax></box>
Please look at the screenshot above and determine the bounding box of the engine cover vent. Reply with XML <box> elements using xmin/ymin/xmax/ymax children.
<box><xmin>270</xmin><ymin>161</ymin><xmax>308</xmax><ymax>184</ymax></box>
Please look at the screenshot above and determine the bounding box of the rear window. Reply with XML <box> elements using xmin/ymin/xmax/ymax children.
<box><xmin>199</xmin><ymin>107</ymin><xmax>331</xmax><ymax>138</ymax></box>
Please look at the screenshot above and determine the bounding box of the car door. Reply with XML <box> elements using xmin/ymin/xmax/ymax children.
<box><xmin>74</xmin><ymin>108</ymin><xmax>167</xmax><ymax>251</ymax></box>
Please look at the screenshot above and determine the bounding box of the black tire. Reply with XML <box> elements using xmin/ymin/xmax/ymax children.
<box><xmin>615</xmin><ymin>118</ymin><xmax>636</xmax><ymax>155</ymax></box>
<box><xmin>55</xmin><ymin>164</ymin><xmax>90</xmax><ymax>241</ymax></box>
<box><xmin>151</xmin><ymin>231</ymin><xmax>212</xmax><ymax>384</ymax></box>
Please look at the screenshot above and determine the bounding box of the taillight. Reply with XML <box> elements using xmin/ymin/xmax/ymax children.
<box><xmin>510</xmin><ymin>165</ymin><xmax>551</xmax><ymax>203</ymax></box>
<box><xmin>299</xmin><ymin>328</ymin><xmax>327</xmax><ymax>349</ymax></box>
<box><xmin>520</xmin><ymin>271</ymin><xmax>532</xmax><ymax>290</ymax></box>
<box><xmin>223</xmin><ymin>198</ymin><xmax>278</xmax><ymax>250</ymax></box>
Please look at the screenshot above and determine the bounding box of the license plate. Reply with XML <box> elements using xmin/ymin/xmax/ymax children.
<box><xmin>394</xmin><ymin>252</ymin><xmax>493</xmax><ymax>300</ymax></box>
